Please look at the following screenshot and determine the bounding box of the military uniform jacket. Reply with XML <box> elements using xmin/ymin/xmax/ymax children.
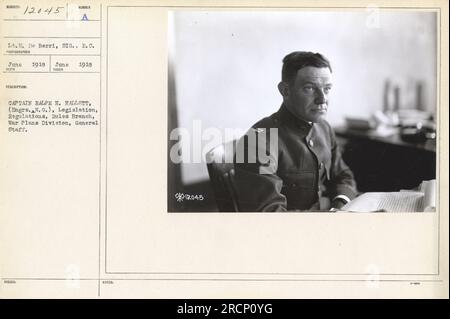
<box><xmin>233</xmin><ymin>104</ymin><xmax>357</xmax><ymax>211</ymax></box>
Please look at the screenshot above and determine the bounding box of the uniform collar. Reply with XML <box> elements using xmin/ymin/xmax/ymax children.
<box><xmin>275</xmin><ymin>104</ymin><xmax>314</xmax><ymax>133</ymax></box>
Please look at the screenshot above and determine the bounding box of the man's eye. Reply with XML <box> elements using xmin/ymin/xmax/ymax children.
<box><xmin>303</xmin><ymin>86</ymin><xmax>314</xmax><ymax>92</ymax></box>
<box><xmin>324</xmin><ymin>87</ymin><xmax>332</xmax><ymax>93</ymax></box>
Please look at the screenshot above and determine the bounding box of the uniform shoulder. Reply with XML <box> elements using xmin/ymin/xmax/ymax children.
<box><xmin>237</xmin><ymin>113</ymin><xmax>279</xmax><ymax>149</ymax></box>
<box><xmin>251</xmin><ymin>112</ymin><xmax>280</xmax><ymax>130</ymax></box>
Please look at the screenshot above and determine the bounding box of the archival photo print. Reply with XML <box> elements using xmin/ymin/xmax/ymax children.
<box><xmin>167</xmin><ymin>10</ymin><xmax>437</xmax><ymax>213</ymax></box>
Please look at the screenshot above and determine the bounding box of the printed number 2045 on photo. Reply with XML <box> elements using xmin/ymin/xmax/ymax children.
<box><xmin>175</xmin><ymin>192</ymin><xmax>204</xmax><ymax>202</ymax></box>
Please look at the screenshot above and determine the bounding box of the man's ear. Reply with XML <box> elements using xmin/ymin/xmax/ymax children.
<box><xmin>278</xmin><ymin>81</ymin><xmax>289</xmax><ymax>98</ymax></box>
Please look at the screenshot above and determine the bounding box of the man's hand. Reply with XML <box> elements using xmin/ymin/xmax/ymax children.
<box><xmin>330</xmin><ymin>198</ymin><xmax>347</xmax><ymax>211</ymax></box>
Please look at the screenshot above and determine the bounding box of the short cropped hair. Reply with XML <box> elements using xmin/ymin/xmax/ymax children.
<box><xmin>281</xmin><ymin>51</ymin><xmax>332</xmax><ymax>84</ymax></box>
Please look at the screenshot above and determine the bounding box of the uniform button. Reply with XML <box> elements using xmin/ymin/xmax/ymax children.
<box><xmin>292</xmin><ymin>183</ymin><xmax>297</xmax><ymax>187</ymax></box>
<box><xmin>319</xmin><ymin>162</ymin><xmax>323</xmax><ymax>169</ymax></box>
<box><xmin>309</xmin><ymin>139</ymin><xmax>314</xmax><ymax>147</ymax></box>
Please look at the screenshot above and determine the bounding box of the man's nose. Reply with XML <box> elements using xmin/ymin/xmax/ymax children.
<box><xmin>314</xmin><ymin>89</ymin><xmax>327</xmax><ymax>104</ymax></box>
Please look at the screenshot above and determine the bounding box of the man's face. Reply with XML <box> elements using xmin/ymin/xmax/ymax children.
<box><xmin>284</xmin><ymin>66</ymin><xmax>333</xmax><ymax>123</ymax></box>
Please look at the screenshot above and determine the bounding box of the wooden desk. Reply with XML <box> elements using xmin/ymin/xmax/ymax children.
<box><xmin>334</xmin><ymin>126</ymin><xmax>436</xmax><ymax>192</ymax></box>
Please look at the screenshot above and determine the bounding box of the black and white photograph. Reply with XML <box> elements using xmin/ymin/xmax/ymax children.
<box><xmin>167</xmin><ymin>9</ymin><xmax>437</xmax><ymax>212</ymax></box>
<box><xmin>0</xmin><ymin>0</ymin><xmax>447</xmax><ymax>300</ymax></box>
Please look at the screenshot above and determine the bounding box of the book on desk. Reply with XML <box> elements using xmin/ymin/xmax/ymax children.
<box><xmin>341</xmin><ymin>179</ymin><xmax>436</xmax><ymax>212</ymax></box>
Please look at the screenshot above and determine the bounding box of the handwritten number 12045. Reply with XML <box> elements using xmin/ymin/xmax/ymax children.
<box><xmin>23</xmin><ymin>6</ymin><xmax>64</xmax><ymax>15</ymax></box>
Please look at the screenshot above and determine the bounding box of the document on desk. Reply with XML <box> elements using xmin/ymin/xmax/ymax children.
<box><xmin>0</xmin><ymin>0</ymin><xmax>448</xmax><ymax>299</ymax></box>
<box><xmin>341</xmin><ymin>180</ymin><xmax>436</xmax><ymax>212</ymax></box>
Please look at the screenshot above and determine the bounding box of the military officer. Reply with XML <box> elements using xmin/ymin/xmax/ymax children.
<box><xmin>233</xmin><ymin>51</ymin><xmax>357</xmax><ymax>211</ymax></box>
